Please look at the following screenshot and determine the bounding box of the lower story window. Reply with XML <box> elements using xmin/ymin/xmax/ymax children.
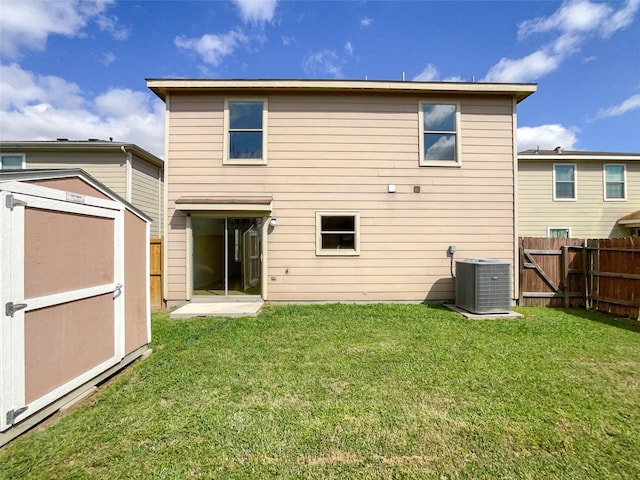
<box><xmin>548</xmin><ymin>227</ymin><xmax>570</xmax><ymax>238</ymax></box>
<box><xmin>1</xmin><ymin>154</ymin><xmax>25</xmax><ymax>170</ymax></box>
<box><xmin>316</xmin><ymin>212</ymin><xmax>360</xmax><ymax>256</ymax></box>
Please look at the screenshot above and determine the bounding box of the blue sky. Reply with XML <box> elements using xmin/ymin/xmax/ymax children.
<box><xmin>1</xmin><ymin>0</ymin><xmax>639</xmax><ymax>158</ymax></box>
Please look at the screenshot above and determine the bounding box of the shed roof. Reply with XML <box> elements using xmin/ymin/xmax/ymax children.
<box><xmin>0</xmin><ymin>168</ymin><xmax>152</xmax><ymax>223</ymax></box>
<box><xmin>618</xmin><ymin>209</ymin><xmax>640</xmax><ymax>228</ymax></box>
<box><xmin>146</xmin><ymin>78</ymin><xmax>537</xmax><ymax>103</ymax></box>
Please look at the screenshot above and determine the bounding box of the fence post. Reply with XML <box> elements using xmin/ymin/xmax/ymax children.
<box><xmin>562</xmin><ymin>245</ymin><xmax>569</xmax><ymax>308</ymax></box>
<box><xmin>518</xmin><ymin>244</ymin><xmax>524</xmax><ymax>306</ymax></box>
<box><xmin>582</xmin><ymin>240</ymin><xmax>588</xmax><ymax>309</ymax></box>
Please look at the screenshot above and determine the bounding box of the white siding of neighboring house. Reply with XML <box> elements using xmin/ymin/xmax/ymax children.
<box><xmin>24</xmin><ymin>151</ymin><xmax>128</xmax><ymax>199</ymax></box>
<box><xmin>131</xmin><ymin>155</ymin><xmax>163</xmax><ymax>237</ymax></box>
<box><xmin>518</xmin><ymin>159</ymin><xmax>639</xmax><ymax>238</ymax></box>
<box><xmin>165</xmin><ymin>93</ymin><xmax>519</xmax><ymax>303</ymax></box>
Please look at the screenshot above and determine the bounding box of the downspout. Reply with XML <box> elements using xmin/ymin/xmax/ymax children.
<box><xmin>120</xmin><ymin>145</ymin><xmax>132</xmax><ymax>203</ymax></box>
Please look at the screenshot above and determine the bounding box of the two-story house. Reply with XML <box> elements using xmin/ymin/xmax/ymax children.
<box><xmin>147</xmin><ymin>79</ymin><xmax>536</xmax><ymax>306</ymax></box>
<box><xmin>518</xmin><ymin>148</ymin><xmax>640</xmax><ymax>238</ymax></box>
<box><xmin>0</xmin><ymin>140</ymin><xmax>164</xmax><ymax>237</ymax></box>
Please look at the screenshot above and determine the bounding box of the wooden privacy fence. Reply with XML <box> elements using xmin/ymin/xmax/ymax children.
<box><xmin>519</xmin><ymin>237</ymin><xmax>640</xmax><ymax>320</ymax></box>
<box><xmin>150</xmin><ymin>237</ymin><xmax>163</xmax><ymax>310</ymax></box>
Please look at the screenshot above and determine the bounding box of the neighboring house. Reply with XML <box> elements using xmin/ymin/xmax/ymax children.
<box><xmin>0</xmin><ymin>140</ymin><xmax>164</xmax><ymax>237</ymax></box>
<box><xmin>518</xmin><ymin>148</ymin><xmax>640</xmax><ymax>239</ymax></box>
<box><xmin>147</xmin><ymin>79</ymin><xmax>536</xmax><ymax>305</ymax></box>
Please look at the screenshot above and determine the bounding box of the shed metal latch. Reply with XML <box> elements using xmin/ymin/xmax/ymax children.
<box><xmin>5</xmin><ymin>302</ymin><xmax>27</xmax><ymax>317</ymax></box>
<box><xmin>6</xmin><ymin>407</ymin><xmax>28</xmax><ymax>426</ymax></box>
<box><xmin>5</xmin><ymin>194</ymin><xmax>27</xmax><ymax>210</ymax></box>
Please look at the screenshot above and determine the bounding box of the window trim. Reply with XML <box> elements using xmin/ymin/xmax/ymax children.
<box><xmin>418</xmin><ymin>101</ymin><xmax>461</xmax><ymax>167</ymax></box>
<box><xmin>315</xmin><ymin>211</ymin><xmax>360</xmax><ymax>256</ymax></box>
<box><xmin>553</xmin><ymin>163</ymin><xmax>577</xmax><ymax>201</ymax></box>
<box><xmin>223</xmin><ymin>98</ymin><xmax>268</xmax><ymax>165</ymax></box>
<box><xmin>547</xmin><ymin>227</ymin><xmax>571</xmax><ymax>238</ymax></box>
<box><xmin>0</xmin><ymin>153</ymin><xmax>25</xmax><ymax>170</ymax></box>
<box><xmin>603</xmin><ymin>164</ymin><xmax>626</xmax><ymax>202</ymax></box>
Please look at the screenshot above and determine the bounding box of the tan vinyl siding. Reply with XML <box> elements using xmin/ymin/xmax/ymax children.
<box><xmin>165</xmin><ymin>93</ymin><xmax>518</xmax><ymax>302</ymax></box>
<box><xmin>25</xmin><ymin>151</ymin><xmax>127</xmax><ymax>198</ymax></box>
<box><xmin>131</xmin><ymin>155</ymin><xmax>163</xmax><ymax>237</ymax></box>
<box><xmin>518</xmin><ymin>159</ymin><xmax>639</xmax><ymax>238</ymax></box>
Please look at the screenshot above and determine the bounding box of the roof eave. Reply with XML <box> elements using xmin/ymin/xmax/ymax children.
<box><xmin>146</xmin><ymin>78</ymin><xmax>537</xmax><ymax>103</ymax></box>
<box><xmin>519</xmin><ymin>154</ymin><xmax>640</xmax><ymax>161</ymax></box>
<box><xmin>0</xmin><ymin>141</ymin><xmax>164</xmax><ymax>167</ymax></box>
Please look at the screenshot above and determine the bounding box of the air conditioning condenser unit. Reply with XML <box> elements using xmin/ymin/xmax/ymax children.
<box><xmin>455</xmin><ymin>258</ymin><xmax>511</xmax><ymax>314</ymax></box>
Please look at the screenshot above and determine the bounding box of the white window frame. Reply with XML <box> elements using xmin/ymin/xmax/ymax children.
<box><xmin>547</xmin><ymin>227</ymin><xmax>571</xmax><ymax>238</ymax></box>
<box><xmin>315</xmin><ymin>212</ymin><xmax>360</xmax><ymax>256</ymax></box>
<box><xmin>0</xmin><ymin>153</ymin><xmax>25</xmax><ymax>170</ymax></box>
<box><xmin>553</xmin><ymin>163</ymin><xmax>577</xmax><ymax>201</ymax></box>
<box><xmin>223</xmin><ymin>98</ymin><xmax>268</xmax><ymax>165</ymax></box>
<box><xmin>418</xmin><ymin>101</ymin><xmax>461</xmax><ymax>167</ymax></box>
<box><xmin>603</xmin><ymin>164</ymin><xmax>626</xmax><ymax>201</ymax></box>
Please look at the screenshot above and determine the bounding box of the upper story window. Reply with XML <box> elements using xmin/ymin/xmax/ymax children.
<box><xmin>419</xmin><ymin>102</ymin><xmax>460</xmax><ymax>166</ymax></box>
<box><xmin>553</xmin><ymin>164</ymin><xmax>576</xmax><ymax>201</ymax></box>
<box><xmin>1</xmin><ymin>153</ymin><xmax>25</xmax><ymax>170</ymax></box>
<box><xmin>316</xmin><ymin>212</ymin><xmax>360</xmax><ymax>256</ymax></box>
<box><xmin>224</xmin><ymin>99</ymin><xmax>267</xmax><ymax>165</ymax></box>
<box><xmin>604</xmin><ymin>164</ymin><xmax>626</xmax><ymax>201</ymax></box>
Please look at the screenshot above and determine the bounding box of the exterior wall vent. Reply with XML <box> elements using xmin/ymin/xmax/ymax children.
<box><xmin>455</xmin><ymin>259</ymin><xmax>511</xmax><ymax>314</ymax></box>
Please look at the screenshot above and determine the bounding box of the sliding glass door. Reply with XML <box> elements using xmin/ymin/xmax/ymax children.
<box><xmin>191</xmin><ymin>216</ymin><xmax>261</xmax><ymax>297</ymax></box>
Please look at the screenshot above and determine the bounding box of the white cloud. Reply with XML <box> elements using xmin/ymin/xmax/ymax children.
<box><xmin>484</xmin><ymin>50</ymin><xmax>563</xmax><ymax>83</ymax></box>
<box><xmin>360</xmin><ymin>17</ymin><xmax>373</xmax><ymax>27</ymax></box>
<box><xmin>517</xmin><ymin>0</ymin><xmax>640</xmax><ymax>39</ymax></box>
<box><xmin>102</xmin><ymin>51</ymin><xmax>116</xmax><ymax>66</ymax></box>
<box><xmin>0</xmin><ymin>0</ymin><xmax>124</xmax><ymax>57</ymax></box>
<box><xmin>175</xmin><ymin>30</ymin><xmax>249</xmax><ymax>67</ymax></box>
<box><xmin>594</xmin><ymin>93</ymin><xmax>640</xmax><ymax>119</ymax></box>
<box><xmin>412</xmin><ymin>64</ymin><xmax>465</xmax><ymax>82</ymax></box>
<box><xmin>485</xmin><ymin>0</ymin><xmax>639</xmax><ymax>82</ymax></box>
<box><xmin>0</xmin><ymin>63</ymin><xmax>165</xmax><ymax>157</ymax></box>
<box><xmin>232</xmin><ymin>0</ymin><xmax>278</xmax><ymax>25</ymax></box>
<box><xmin>601</xmin><ymin>0</ymin><xmax>640</xmax><ymax>37</ymax></box>
<box><xmin>517</xmin><ymin>124</ymin><xmax>580</xmax><ymax>151</ymax></box>
<box><xmin>303</xmin><ymin>50</ymin><xmax>345</xmax><ymax>78</ymax></box>
<box><xmin>518</xmin><ymin>0</ymin><xmax>610</xmax><ymax>38</ymax></box>
<box><xmin>282</xmin><ymin>36</ymin><xmax>295</xmax><ymax>46</ymax></box>
<box><xmin>0</xmin><ymin>63</ymin><xmax>85</xmax><ymax>110</ymax></box>
<box><xmin>96</xmin><ymin>13</ymin><xmax>129</xmax><ymax>40</ymax></box>
<box><xmin>413</xmin><ymin>64</ymin><xmax>439</xmax><ymax>81</ymax></box>
<box><xmin>345</xmin><ymin>41</ymin><xmax>353</xmax><ymax>55</ymax></box>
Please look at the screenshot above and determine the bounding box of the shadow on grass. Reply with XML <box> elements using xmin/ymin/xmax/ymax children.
<box><xmin>553</xmin><ymin>307</ymin><xmax>640</xmax><ymax>333</ymax></box>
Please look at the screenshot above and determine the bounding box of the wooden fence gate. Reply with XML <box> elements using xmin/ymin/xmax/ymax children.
<box><xmin>519</xmin><ymin>237</ymin><xmax>640</xmax><ymax>320</ymax></box>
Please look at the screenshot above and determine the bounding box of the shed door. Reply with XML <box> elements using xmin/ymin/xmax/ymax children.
<box><xmin>0</xmin><ymin>183</ymin><xmax>125</xmax><ymax>431</ymax></box>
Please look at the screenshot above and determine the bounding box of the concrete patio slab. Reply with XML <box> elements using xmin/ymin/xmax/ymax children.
<box><xmin>444</xmin><ymin>303</ymin><xmax>523</xmax><ymax>320</ymax></box>
<box><xmin>170</xmin><ymin>301</ymin><xmax>263</xmax><ymax>319</ymax></box>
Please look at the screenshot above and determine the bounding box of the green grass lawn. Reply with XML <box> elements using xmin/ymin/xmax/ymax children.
<box><xmin>1</xmin><ymin>304</ymin><xmax>639</xmax><ymax>479</ymax></box>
